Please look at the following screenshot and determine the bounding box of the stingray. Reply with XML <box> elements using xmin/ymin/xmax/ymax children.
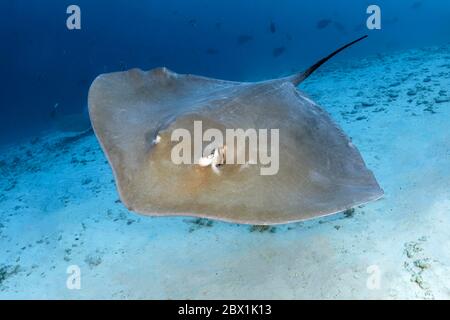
<box><xmin>88</xmin><ymin>35</ymin><xmax>383</xmax><ymax>225</ymax></box>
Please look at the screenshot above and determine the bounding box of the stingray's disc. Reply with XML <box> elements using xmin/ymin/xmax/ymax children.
<box><xmin>88</xmin><ymin>67</ymin><xmax>383</xmax><ymax>225</ymax></box>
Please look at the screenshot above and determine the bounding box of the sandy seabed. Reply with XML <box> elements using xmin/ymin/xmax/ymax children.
<box><xmin>1</xmin><ymin>44</ymin><xmax>449</xmax><ymax>299</ymax></box>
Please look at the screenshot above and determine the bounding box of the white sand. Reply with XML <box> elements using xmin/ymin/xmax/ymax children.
<box><xmin>1</xmin><ymin>44</ymin><xmax>449</xmax><ymax>299</ymax></box>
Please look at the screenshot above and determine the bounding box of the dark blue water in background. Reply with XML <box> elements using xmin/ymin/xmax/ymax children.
<box><xmin>1</xmin><ymin>0</ymin><xmax>449</xmax><ymax>145</ymax></box>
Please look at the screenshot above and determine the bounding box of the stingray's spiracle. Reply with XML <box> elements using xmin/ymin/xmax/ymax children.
<box><xmin>198</xmin><ymin>146</ymin><xmax>227</xmax><ymax>175</ymax></box>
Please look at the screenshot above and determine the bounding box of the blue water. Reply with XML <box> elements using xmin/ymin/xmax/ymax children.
<box><xmin>2</xmin><ymin>0</ymin><xmax>449</xmax><ymax>144</ymax></box>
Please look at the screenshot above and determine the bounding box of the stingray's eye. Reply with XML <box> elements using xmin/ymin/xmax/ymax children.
<box><xmin>153</xmin><ymin>135</ymin><xmax>161</xmax><ymax>145</ymax></box>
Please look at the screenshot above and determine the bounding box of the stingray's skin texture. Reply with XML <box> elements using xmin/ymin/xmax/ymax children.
<box><xmin>88</xmin><ymin>66</ymin><xmax>383</xmax><ymax>225</ymax></box>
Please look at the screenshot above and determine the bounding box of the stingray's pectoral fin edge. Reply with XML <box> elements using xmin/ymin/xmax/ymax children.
<box><xmin>288</xmin><ymin>35</ymin><xmax>368</xmax><ymax>86</ymax></box>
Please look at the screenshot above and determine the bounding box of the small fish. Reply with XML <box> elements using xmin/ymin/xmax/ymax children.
<box><xmin>385</xmin><ymin>41</ymin><xmax>397</xmax><ymax>50</ymax></box>
<box><xmin>386</xmin><ymin>17</ymin><xmax>399</xmax><ymax>24</ymax></box>
<box><xmin>188</xmin><ymin>19</ymin><xmax>197</xmax><ymax>27</ymax></box>
<box><xmin>237</xmin><ymin>34</ymin><xmax>253</xmax><ymax>45</ymax></box>
<box><xmin>333</xmin><ymin>21</ymin><xmax>347</xmax><ymax>35</ymax></box>
<box><xmin>50</xmin><ymin>103</ymin><xmax>59</xmax><ymax>119</ymax></box>
<box><xmin>269</xmin><ymin>21</ymin><xmax>276</xmax><ymax>33</ymax></box>
<box><xmin>272</xmin><ymin>46</ymin><xmax>286</xmax><ymax>57</ymax></box>
<box><xmin>119</xmin><ymin>60</ymin><xmax>127</xmax><ymax>71</ymax></box>
<box><xmin>206</xmin><ymin>48</ymin><xmax>219</xmax><ymax>55</ymax></box>
<box><xmin>317</xmin><ymin>19</ymin><xmax>332</xmax><ymax>30</ymax></box>
<box><xmin>215</xmin><ymin>22</ymin><xmax>222</xmax><ymax>30</ymax></box>
<box><xmin>411</xmin><ymin>1</ymin><xmax>422</xmax><ymax>9</ymax></box>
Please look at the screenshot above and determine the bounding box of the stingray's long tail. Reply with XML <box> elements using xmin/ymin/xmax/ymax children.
<box><xmin>288</xmin><ymin>35</ymin><xmax>368</xmax><ymax>86</ymax></box>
